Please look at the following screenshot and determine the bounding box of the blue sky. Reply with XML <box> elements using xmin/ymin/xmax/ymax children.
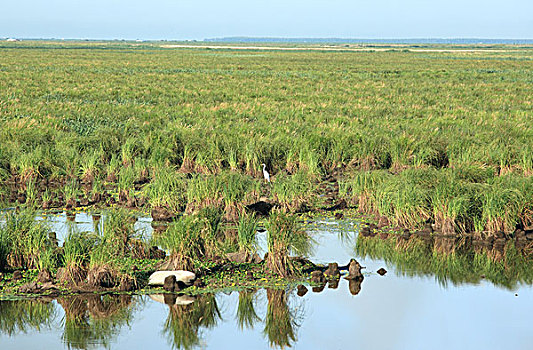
<box><xmin>1</xmin><ymin>0</ymin><xmax>532</xmax><ymax>40</ymax></box>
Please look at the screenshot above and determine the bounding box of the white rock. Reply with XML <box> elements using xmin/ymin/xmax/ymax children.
<box><xmin>148</xmin><ymin>270</ymin><xmax>196</xmax><ymax>286</ymax></box>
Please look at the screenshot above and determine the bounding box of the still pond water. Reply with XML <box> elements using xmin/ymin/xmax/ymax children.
<box><xmin>1</xmin><ymin>212</ymin><xmax>532</xmax><ymax>350</ymax></box>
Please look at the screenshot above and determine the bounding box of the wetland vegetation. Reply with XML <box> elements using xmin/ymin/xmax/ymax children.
<box><xmin>0</xmin><ymin>41</ymin><xmax>532</xmax><ymax>304</ymax></box>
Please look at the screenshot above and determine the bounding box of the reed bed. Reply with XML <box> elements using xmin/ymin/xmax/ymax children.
<box><xmin>0</xmin><ymin>42</ymin><xmax>531</xmax><ymax>234</ymax></box>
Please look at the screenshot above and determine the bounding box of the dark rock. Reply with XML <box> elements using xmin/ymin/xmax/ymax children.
<box><xmin>310</xmin><ymin>270</ymin><xmax>326</xmax><ymax>284</ymax></box>
<box><xmin>344</xmin><ymin>259</ymin><xmax>363</xmax><ymax>280</ymax></box>
<box><xmin>37</xmin><ymin>269</ymin><xmax>53</xmax><ymax>283</ymax></box>
<box><xmin>296</xmin><ymin>284</ymin><xmax>308</xmax><ymax>297</ymax></box>
<box><xmin>163</xmin><ymin>275</ymin><xmax>177</xmax><ymax>292</ymax></box>
<box><xmin>323</xmin><ymin>262</ymin><xmax>340</xmax><ymax>279</ymax></box>
<box><xmin>245</xmin><ymin>201</ymin><xmax>274</xmax><ymax>216</ymax></box>
<box><xmin>88</xmin><ymin>268</ymin><xmax>115</xmax><ymax>288</ymax></box>
<box><xmin>12</xmin><ymin>270</ymin><xmax>23</xmax><ymax>281</ymax></box>
<box><xmin>377</xmin><ymin>268</ymin><xmax>387</xmax><ymax>276</ymax></box>
<box><xmin>164</xmin><ymin>293</ymin><xmax>177</xmax><ymax>305</ymax></box>
<box><xmin>312</xmin><ymin>284</ymin><xmax>326</xmax><ymax>293</ymax></box>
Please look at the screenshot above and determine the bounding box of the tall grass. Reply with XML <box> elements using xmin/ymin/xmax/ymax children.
<box><xmin>0</xmin><ymin>43</ymin><xmax>531</xmax><ymax>234</ymax></box>
<box><xmin>237</xmin><ymin>211</ymin><xmax>259</xmax><ymax>254</ymax></box>
<box><xmin>153</xmin><ymin>214</ymin><xmax>207</xmax><ymax>271</ymax></box>
<box><xmin>265</xmin><ymin>211</ymin><xmax>311</xmax><ymax>277</ymax></box>
<box><xmin>0</xmin><ymin>210</ymin><xmax>53</xmax><ymax>270</ymax></box>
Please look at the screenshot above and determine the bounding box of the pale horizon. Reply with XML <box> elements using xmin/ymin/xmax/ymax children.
<box><xmin>1</xmin><ymin>0</ymin><xmax>532</xmax><ymax>41</ymax></box>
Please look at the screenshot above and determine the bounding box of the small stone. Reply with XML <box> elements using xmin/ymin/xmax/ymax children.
<box><xmin>312</xmin><ymin>284</ymin><xmax>326</xmax><ymax>293</ymax></box>
<box><xmin>324</xmin><ymin>263</ymin><xmax>340</xmax><ymax>279</ymax></box>
<box><xmin>377</xmin><ymin>268</ymin><xmax>387</xmax><ymax>276</ymax></box>
<box><xmin>296</xmin><ymin>284</ymin><xmax>308</xmax><ymax>297</ymax></box>
<box><xmin>344</xmin><ymin>259</ymin><xmax>363</xmax><ymax>280</ymax></box>
<box><xmin>310</xmin><ymin>270</ymin><xmax>326</xmax><ymax>284</ymax></box>
<box><xmin>163</xmin><ymin>275</ymin><xmax>177</xmax><ymax>292</ymax></box>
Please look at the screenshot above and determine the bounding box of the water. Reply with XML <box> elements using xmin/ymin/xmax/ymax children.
<box><xmin>1</xmin><ymin>214</ymin><xmax>532</xmax><ymax>349</ymax></box>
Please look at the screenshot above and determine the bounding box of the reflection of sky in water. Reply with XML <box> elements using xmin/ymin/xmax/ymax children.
<box><xmin>1</xmin><ymin>216</ymin><xmax>533</xmax><ymax>349</ymax></box>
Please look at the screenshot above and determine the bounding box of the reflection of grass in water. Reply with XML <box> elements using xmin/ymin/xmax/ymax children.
<box><xmin>58</xmin><ymin>295</ymin><xmax>137</xmax><ymax>350</ymax></box>
<box><xmin>263</xmin><ymin>289</ymin><xmax>299</xmax><ymax>349</ymax></box>
<box><xmin>163</xmin><ymin>294</ymin><xmax>221</xmax><ymax>350</ymax></box>
<box><xmin>0</xmin><ymin>299</ymin><xmax>57</xmax><ymax>336</ymax></box>
<box><xmin>356</xmin><ymin>235</ymin><xmax>533</xmax><ymax>289</ymax></box>
<box><xmin>236</xmin><ymin>289</ymin><xmax>261</xmax><ymax>330</ymax></box>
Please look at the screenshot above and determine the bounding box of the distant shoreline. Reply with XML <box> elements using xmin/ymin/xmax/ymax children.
<box><xmin>2</xmin><ymin>37</ymin><xmax>533</xmax><ymax>45</ymax></box>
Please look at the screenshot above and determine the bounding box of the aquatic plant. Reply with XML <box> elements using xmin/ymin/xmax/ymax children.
<box><xmin>265</xmin><ymin>211</ymin><xmax>310</xmax><ymax>277</ymax></box>
<box><xmin>0</xmin><ymin>210</ymin><xmax>52</xmax><ymax>270</ymax></box>
<box><xmin>153</xmin><ymin>214</ymin><xmax>206</xmax><ymax>271</ymax></box>
<box><xmin>237</xmin><ymin>211</ymin><xmax>259</xmax><ymax>255</ymax></box>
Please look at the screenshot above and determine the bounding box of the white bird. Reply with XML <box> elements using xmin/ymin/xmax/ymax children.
<box><xmin>261</xmin><ymin>163</ymin><xmax>270</xmax><ymax>182</ymax></box>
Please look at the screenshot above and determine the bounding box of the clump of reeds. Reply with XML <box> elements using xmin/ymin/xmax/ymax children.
<box><xmin>60</xmin><ymin>230</ymin><xmax>96</xmax><ymax>285</ymax></box>
<box><xmin>265</xmin><ymin>211</ymin><xmax>310</xmax><ymax>277</ymax></box>
<box><xmin>0</xmin><ymin>210</ymin><xmax>54</xmax><ymax>270</ymax></box>
<box><xmin>153</xmin><ymin>214</ymin><xmax>207</xmax><ymax>271</ymax></box>
<box><xmin>237</xmin><ymin>211</ymin><xmax>259</xmax><ymax>256</ymax></box>
<box><xmin>143</xmin><ymin>166</ymin><xmax>187</xmax><ymax>213</ymax></box>
<box><xmin>271</xmin><ymin>170</ymin><xmax>316</xmax><ymax>212</ymax></box>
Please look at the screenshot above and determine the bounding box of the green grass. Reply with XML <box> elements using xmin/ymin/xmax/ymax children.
<box><xmin>0</xmin><ymin>41</ymin><xmax>531</xmax><ymax>233</ymax></box>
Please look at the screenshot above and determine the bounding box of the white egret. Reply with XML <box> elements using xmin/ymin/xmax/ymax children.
<box><xmin>261</xmin><ymin>163</ymin><xmax>270</xmax><ymax>182</ymax></box>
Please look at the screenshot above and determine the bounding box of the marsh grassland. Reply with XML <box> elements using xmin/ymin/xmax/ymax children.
<box><xmin>0</xmin><ymin>41</ymin><xmax>532</xmax><ymax>298</ymax></box>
